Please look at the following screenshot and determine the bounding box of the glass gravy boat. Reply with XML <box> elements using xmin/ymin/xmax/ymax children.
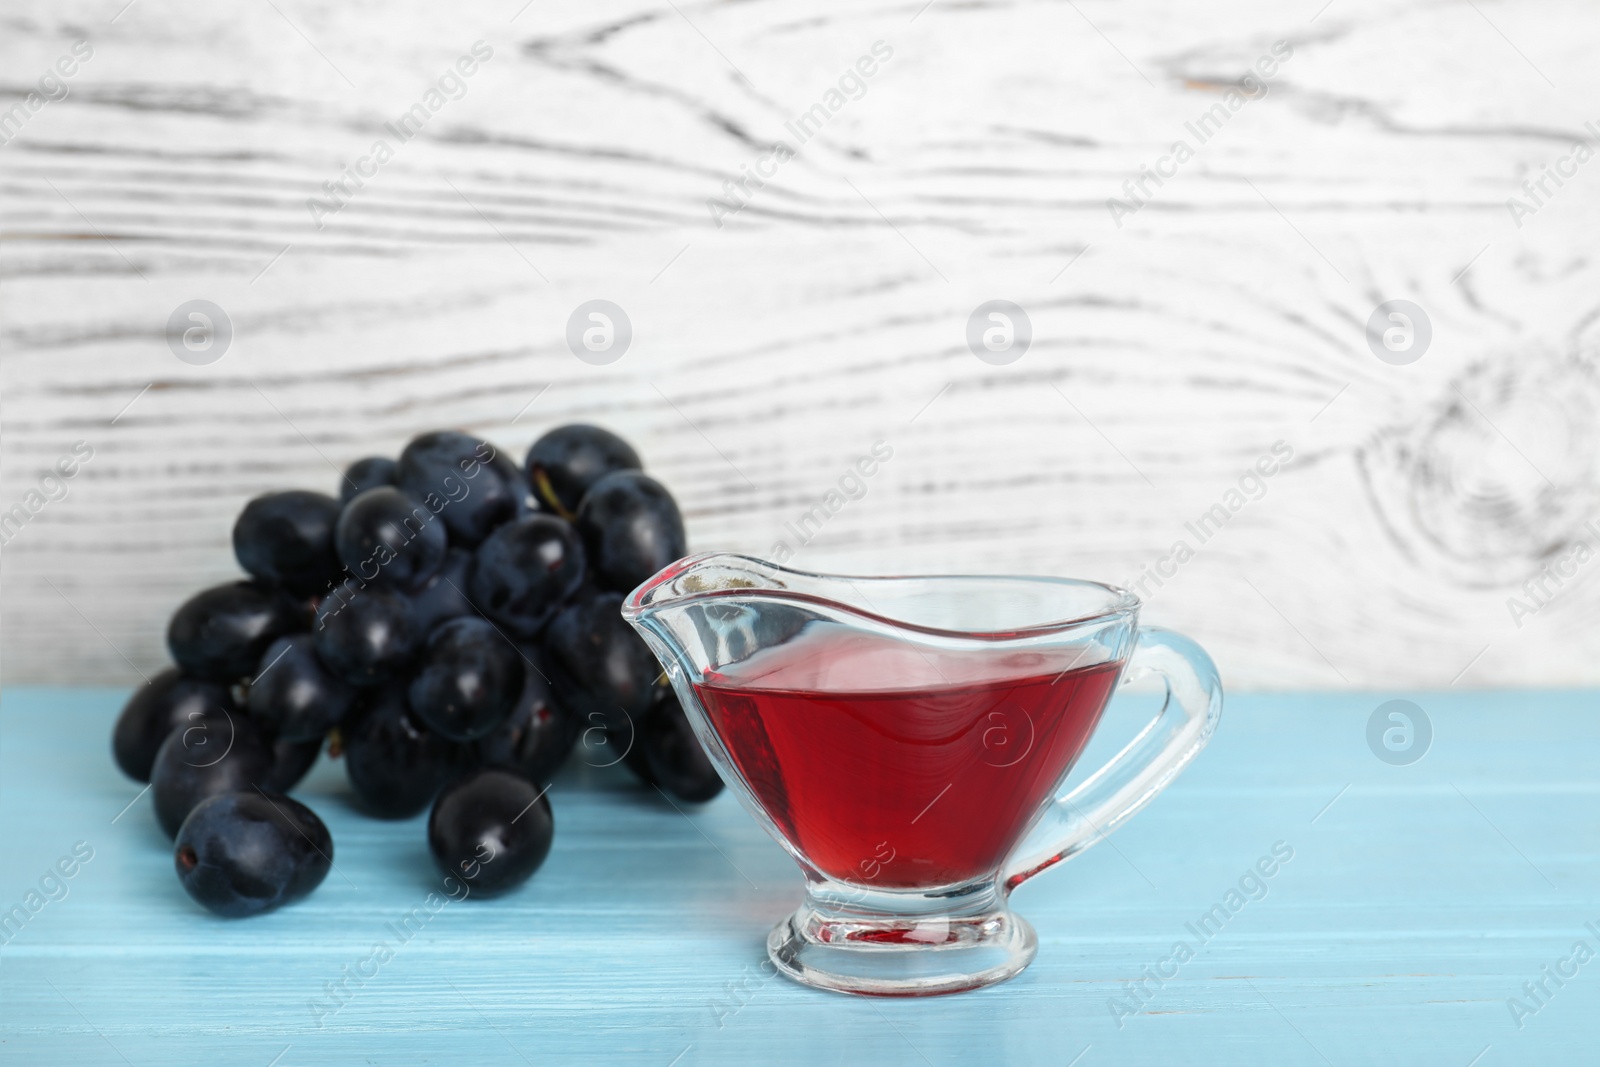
<box><xmin>623</xmin><ymin>553</ymin><xmax>1222</xmax><ymax>997</ymax></box>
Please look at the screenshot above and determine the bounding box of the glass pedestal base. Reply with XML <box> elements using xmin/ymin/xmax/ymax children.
<box><xmin>765</xmin><ymin>880</ymin><xmax>1037</xmax><ymax>997</ymax></box>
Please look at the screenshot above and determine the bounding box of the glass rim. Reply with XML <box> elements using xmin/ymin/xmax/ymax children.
<box><xmin>622</xmin><ymin>552</ymin><xmax>1141</xmax><ymax>641</ymax></box>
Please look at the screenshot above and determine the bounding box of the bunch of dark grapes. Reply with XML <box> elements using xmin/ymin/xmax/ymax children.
<box><xmin>111</xmin><ymin>425</ymin><xmax>721</xmax><ymax>917</ymax></box>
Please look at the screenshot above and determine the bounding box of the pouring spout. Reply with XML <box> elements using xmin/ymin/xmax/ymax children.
<box><xmin>622</xmin><ymin>553</ymin><xmax>834</xmax><ymax>691</ymax></box>
<box><xmin>621</xmin><ymin>552</ymin><xmax>791</xmax><ymax>623</ymax></box>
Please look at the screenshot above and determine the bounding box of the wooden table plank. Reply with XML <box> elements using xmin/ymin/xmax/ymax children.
<box><xmin>1</xmin><ymin>685</ymin><xmax>1594</xmax><ymax>1064</ymax></box>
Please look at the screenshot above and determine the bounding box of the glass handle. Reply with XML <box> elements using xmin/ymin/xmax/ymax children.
<box><xmin>1003</xmin><ymin>627</ymin><xmax>1223</xmax><ymax>892</ymax></box>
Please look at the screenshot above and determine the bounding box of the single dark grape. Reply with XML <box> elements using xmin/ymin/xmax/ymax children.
<box><xmin>174</xmin><ymin>792</ymin><xmax>332</xmax><ymax>917</ymax></box>
<box><xmin>543</xmin><ymin>591</ymin><xmax>663</xmax><ymax>734</ymax></box>
<box><xmin>167</xmin><ymin>581</ymin><xmax>306</xmax><ymax>683</ymax></box>
<box><xmin>112</xmin><ymin>668</ymin><xmax>238</xmax><ymax>782</ymax></box>
<box><xmin>343</xmin><ymin>685</ymin><xmax>467</xmax><ymax>818</ymax></box>
<box><xmin>428</xmin><ymin>769</ymin><xmax>553</xmax><ymax>898</ymax></box>
<box><xmin>574</xmin><ymin>470</ymin><xmax>687</xmax><ymax>594</ymax></box>
<box><xmin>232</xmin><ymin>490</ymin><xmax>344</xmax><ymax>596</ymax></box>
<box><xmin>397</xmin><ymin>431</ymin><xmax>523</xmax><ymax>548</ymax></box>
<box><xmin>525</xmin><ymin>424</ymin><xmax>641</xmax><ymax>518</ymax></box>
<box><xmin>468</xmin><ymin>516</ymin><xmax>585</xmax><ymax>638</ymax></box>
<box><xmin>474</xmin><ymin>654</ymin><xmax>578</xmax><ymax>786</ymax></box>
<box><xmin>341</xmin><ymin>456</ymin><xmax>397</xmax><ymax>503</ymax></box>
<box><xmin>644</xmin><ymin>690</ymin><xmax>724</xmax><ymax>803</ymax></box>
<box><xmin>312</xmin><ymin>587</ymin><xmax>417</xmax><ymax>687</ymax></box>
<box><xmin>263</xmin><ymin>734</ymin><xmax>323</xmax><ymax>792</ymax></box>
<box><xmin>407</xmin><ymin>547</ymin><xmax>475</xmax><ymax>637</ymax></box>
<box><xmin>334</xmin><ymin>486</ymin><xmax>448</xmax><ymax>591</ymax></box>
<box><xmin>247</xmin><ymin>634</ymin><xmax>355</xmax><ymax>742</ymax></box>
<box><xmin>407</xmin><ymin>617</ymin><xmax>524</xmax><ymax>743</ymax></box>
<box><xmin>150</xmin><ymin>711</ymin><xmax>274</xmax><ymax>838</ymax></box>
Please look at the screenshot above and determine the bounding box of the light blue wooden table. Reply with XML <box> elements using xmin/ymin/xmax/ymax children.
<box><xmin>1</xmin><ymin>687</ymin><xmax>1593</xmax><ymax>1065</ymax></box>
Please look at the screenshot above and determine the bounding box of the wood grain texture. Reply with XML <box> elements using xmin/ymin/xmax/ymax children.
<box><xmin>2</xmin><ymin>686</ymin><xmax>1596</xmax><ymax>1064</ymax></box>
<box><xmin>4</xmin><ymin>1</ymin><xmax>1600</xmax><ymax>686</ymax></box>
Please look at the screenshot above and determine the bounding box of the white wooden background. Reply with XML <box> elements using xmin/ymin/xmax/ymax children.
<box><xmin>3</xmin><ymin>0</ymin><xmax>1599</xmax><ymax>689</ymax></box>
